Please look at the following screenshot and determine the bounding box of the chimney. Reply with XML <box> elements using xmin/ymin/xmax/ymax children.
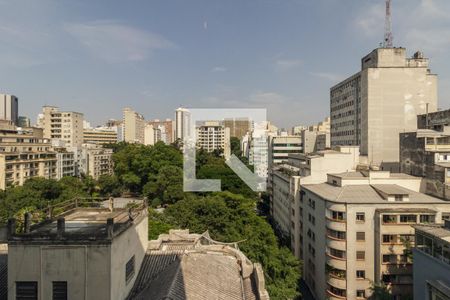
<box><xmin>57</xmin><ymin>218</ymin><xmax>65</xmax><ymax>239</ymax></box>
<box><xmin>7</xmin><ymin>218</ymin><xmax>16</xmax><ymax>239</ymax></box>
<box><xmin>107</xmin><ymin>218</ymin><xmax>114</xmax><ymax>239</ymax></box>
<box><xmin>24</xmin><ymin>213</ymin><xmax>31</xmax><ymax>233</ymax></box>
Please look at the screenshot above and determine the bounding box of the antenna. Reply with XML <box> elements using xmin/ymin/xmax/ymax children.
<box><xmin>383</xmin><ymin>0</ymin><xmax>393</xmax><ymax>48</ymax></box>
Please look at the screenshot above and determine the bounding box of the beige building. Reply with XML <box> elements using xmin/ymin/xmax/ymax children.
<box><xmin>0</xmin><ymin>128</ymin><xmax>57</xmax><ymax>190</ymax></box>
<box><xmin>83</xmin><ymin>128</ymin><xmax>118</xmax><ymax>144</ymax></box>
<box><xmin>78</xmin><ymin>144</ymin><xmax>114</xmax><ymax>180</ymax></box>
<box><xmin>302</xmin><ymin>117</ymin><xmax>331</xmax><ymax>154</ymax></box>
<box><xmin>54</xmin><ymin>147</ymin><xmax>76</xmax><ymax>179</ymax></box>
<box><xmin>301</xmin><ymin>171</ymin><xmax>450</xmax><ymax>300</ymax></box>
<box><xmin>5</xmin><ymin>198</ymin><xmax>148</xmax><ymax>300</ymax></box>
<box><xmin>268</xmin><ymin>146</ymin><xmax>360</xmax><ymax>249</ymax></box>
<box><xmin>147</xmin><ymin>119</ymin><xmax>174</xmax><ymax>144</ymax></box>
<box><xmin>330</xmin><ymin>48</ymin><xmax>438</xmax><ymax>170</ymax></box>
<box><xmin>224</xmin><ymin>118</ymin><xmax>251</xmax><ymax>139</ymax></box>
<box><xmin>123</xmin><ymin>107</ymin><xmax>145</xmax><ymax>144</ymax></box>
<box><xmin>38</xmin><ymin>106</ymin><xmax>84</xmax><ymax>148</ymax></box>
<box><xmin>196</xmin><ymin>121</ymin><xmax>231</xmax><ymax>158</ymax></box>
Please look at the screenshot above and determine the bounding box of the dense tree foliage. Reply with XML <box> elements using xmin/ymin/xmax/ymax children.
<box><xmin>149</xmin><ymin>192</ymin><xmax>302</xmax><ymax>299</ymax></box>
<box><xmin>1</xmin><ymin>141</ymin><xmax>303</xmax><ymax>299</ymax></box>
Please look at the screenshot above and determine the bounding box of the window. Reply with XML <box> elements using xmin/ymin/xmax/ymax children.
<box><xmin>356</xmin><ymin>232</ymin><xmax>365</xmax><ymax>241</ymax></box>
<box><xmin>400</xmin><ymin>215</ymin><xmax>417</xmax><ymax>223</ymax></box>
<box><xmin>356</xmin><ymin>251</ymin><xmax>365</xmax><ymax>260</ymax></box>
<box><xmin>382</xmin><ymin>254</ymin><xmax>396</xmax><ymax>264</ymax></box>
<box><xmin>356</xmin><ymin>212</ymin><xmax>365</xmax><ymax>222</ymax></box>
<box><xmin>125</xmin><ymin>255</ymin><xmax>135</xmax><ymax>284</ymax></box>
<box><xmin>383</xmin><ymin>215</ymin><xmax>397</xmax><ymax>224</ymax></box>
<box><xmin>328</xmin><ymin>247</ymin><xmax>346</xmax><ymax>259</ymax></box>
<box><xmin>16</xmin><ymin>281</ymin><xmax>38</xmax><ymax>300</ymax></box>
<box><xmin>420</xmin><ymin>215</ymin><xmax>435</xmax><ymax>224</ymax></box>
<box><xmin>52</xmin><ymin>281</ymin><xmax>67</xmax><ymax>300</ymax></box>
<box><xmin>356</xmin><ymin>290</ymin><xmax>366</xmax><ymax>298</ymax></box>
<box><xmin>356</xmin><ymin>270</ymin><xmax>365</xmax><ymax>279</ymax></box>
<box><xmin>394</xmin><ymin>195</ymin><xmax>403</xmax><ymax>202</ymax></box>
<box><xmin>383</xmin><ymin>234</ymin><xmax>396</xmax><ymax>244</ymax></box>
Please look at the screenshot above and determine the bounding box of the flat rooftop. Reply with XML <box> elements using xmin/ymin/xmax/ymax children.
<box><xmin>302</xmin><ymin>183</ymin><xmax>445</xmax><ymax>204</ymax></box>
<box><xmin>414</xmin><ymin>223</ymin><xmax>450</xmax><ymax>243</ymax></box>
<box><xmin>7</xmin><ymin>198</ymin><xmax>146</xmax><ymax>244</ymax></box>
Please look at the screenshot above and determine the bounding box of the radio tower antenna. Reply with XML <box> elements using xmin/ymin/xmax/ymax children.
<box><xmin>384</xmin><ymin>0</ymin><xmax>393</xmax><ymax>47</ymax></box>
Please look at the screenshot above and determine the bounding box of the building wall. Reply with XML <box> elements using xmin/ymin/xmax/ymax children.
<box><xmin>331</xmin><ymin>48</ymin><xmax>438</xmax><ymax>169</ymax></box>
<box><xmin>110</xmin><ymin>213</ymin><xmax>148</xmax><ymax>300</ymax></box>
<box><xmin>0</xmin><ymin>94</ymin><xmax>18</xmax><ymax>125</ymax></box>
<box><xmin>8</xmin><ymin>244</ymin><xmax>111</xmax><ymax>300</ymax></box>
<box><xmin>123</xmin><ymin>108</ymin><xmax>145</xmax><ymax>144</ymax></box>
<box><xmin>413</xmin><ymin>245</ymin><xmax>450</xmax><ymax>300</ymax></box>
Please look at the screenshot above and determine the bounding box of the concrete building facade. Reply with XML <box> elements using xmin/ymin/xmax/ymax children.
<box><xmin>0</xmin><ymin>94</ymin><xmax>18</xmax><ymax>125</ymax></box>
<box><xmin>123</xmin><ymin>108</ymin><xmax>145</xmax><ymax>144</ymax></box>
<box><xmin>196</xmin><ymin>121</ymin><xmax>231</xmax><ymax>158</ymax></box>
<box><xmin>38</xmin><ymin>106</ymin><xmax>84</xmax><ymax>148</ymax></box>
<box><xmin>6</xmin><ymin>199</ymin><xmax>148</xmax><ymax>300</ymax></box>
<box><xmin>300</xmin><ymin>171</ymin><xmax>450</xmax><ymax>300</ymax></box>
<box><xmin>330</xmin><ymin>48</ymin><xmax>438</xmax><ymax>170</ymax></box>
<box><xmin>413</xmin><ymin>222</ymin><xmax>450</xmax><ymax>300</ymax></box>
<box><xmin>175</xmin><ymin>107</ymin><xmax>190</xmax><ymax>142</ymax></box>
<box><xmin>83</xmin><ymin>128</ymin><xmax>118</xmax><ymax>145</ymax></box>
<box><xmin>268</xmin><ymin>135</ymin><xmax>302</xmax><ymax>165</ymax></box>
<box><xmin>0</xmin><ymin>128</ymin><xmax>57</xmax><ymax>190</ymax></box>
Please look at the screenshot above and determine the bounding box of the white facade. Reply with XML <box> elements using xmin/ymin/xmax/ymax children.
<box><xmin>175</xmin><ymin>107</ymin><xmax>190</xmax><ymax>142</ymax></box>
<box><xmin>196</xmin><ymin>121</ymin><xmax>230</xmax><ymax>158</ymax></box>
<box><xmin>268</xmin><ymin>135</ymin><xmax>302</xmax><ymax>165</ymax></box>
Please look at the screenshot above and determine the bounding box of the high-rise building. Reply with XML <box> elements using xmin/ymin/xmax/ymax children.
<box><xmin>196</xmin><ymin>121</ymin><xmax>230</xmax><ymax>158</ymax></box>
<box><xmin>330</xmin><ymin>48</ymin><xmax>438</xmax><ymax>170</ymax></box>
<box><xmin>123</xmin><ymin>107</ymin><xmax>145</xmax><ymax>144</ymax></box>
<box><xmin>37</xmin><ymin>106</ymin><xmax>84</xmax><ymax>148</ymax></box>
<box><xmin>175</xmin><ymin>107</ymin><xmax>190</xmax><ymax>142</ymax></box>
<box><xmin>224</xmin><ymin>118</ymin><xmax>251</xmax><ymax>140</ymax></box>
<box><xmin>77</xmin><ymin>144</ymin><xmax>114</xmax><ymax>180</ymax></box>
<box><xmin>300</xmin><ymin>171</ymin><xmax>450</xmax><ymax>300</ymax></box>
<box><xmin>147</xmin><ymin>119</ymin><xmax>174</xmax><ymax>144</ymax></box>
<box><xmin>0</xmin><ymin>94</ymin><xmax>18</xmax><ymax>125</ymax></box>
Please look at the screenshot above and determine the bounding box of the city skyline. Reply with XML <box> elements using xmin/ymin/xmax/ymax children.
<box><xmin>1</xmin><ymin>0</ymin><xmax>450</xmax><ymax>128</ymax></box>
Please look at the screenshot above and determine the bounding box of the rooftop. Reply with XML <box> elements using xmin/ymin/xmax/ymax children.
<box><xmin>302</xmin><ymin>183</ymin><xmax>445</xmax><ymax>204</ymax></box>
<box><xmin>127</xmin><ymin>230</ymin><xmax>269</xmax><ymax>300</ymax></box>
<box><xmin>6</xmin><ymin>198</ymin><xmax>146</xmax><ymax>244</ymax></box>
<box><xmin>414</xmin><ymin>222</ymin><xmax>450</xmax><ymax>243</ymax></box>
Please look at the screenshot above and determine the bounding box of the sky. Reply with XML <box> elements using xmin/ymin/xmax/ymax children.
<box><xmin>1</xmin><ymin>0</ymin><xmax>450</xmax><ymax>129</ymax></box>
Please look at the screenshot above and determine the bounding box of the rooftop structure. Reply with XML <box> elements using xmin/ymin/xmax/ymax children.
<box><xmin>127</xmin><ymin>229</ymin><xmax>269</xmax><ymax>300</ymax></box>
<box><xmin>413</xmin><ymin>221</ymin><xmax>450</xmax><ymax>300</ymax></box>
<box><xmin>3</xmin><ymin>198</ymin><xmax>148</xmax><ymax>300</ymax></box>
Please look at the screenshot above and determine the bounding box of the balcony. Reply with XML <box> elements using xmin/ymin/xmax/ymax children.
<box><xmin>326</xmin><ymin>217</ymin><xmax>346</xmax><ymax>231</ymax></box>
<box><xmin>326</xmin><ymin>253</ymin><xmax>347</xmax><ymax>270</ymax></box>
<box><xmin>327</xmin><ymin>237</ymin><xmax>346</xmax><ymax>252</ymax></box>
<box><xmin>327</xmin><ymin>274</ymin><xmax>346</xmax><ymax>290</ymax></box>
<box><xmin>326</xmin><ymin>288</ymin><xmax>347</xmax><ymax>300</ymax></box>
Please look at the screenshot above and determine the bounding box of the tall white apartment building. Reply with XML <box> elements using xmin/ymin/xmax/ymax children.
<box><xmin>196</xmin><ymin>121</ymin><xmax>230</xmax><ymax>158</ymax></box>
<box><xmin>77</xmin><ymin>144</ymin><xmax>114</xmax><ymax>180</ymax></box>
<box><xmin>330</xmin><ymin>48</ymin><xmax>438</xmax><ymax>170</ymax></box>
<box><xmin>301</xmin><ymin>171</ymin><xmax>450</xmax><ymax>300</ymax></box>
<box><xmin>123</xmin><ymin>107</ymin><xmax>145</xmax><ymax>144</ymax></box>
<box><xmin>0</xmin><ymin>94</ymin><xmax>18</xmax><ymax>125</ymax></box>
<box><xmin>38</xmin><ymin>106</ymin><xmax>84</xmax><ymax>148</ymax></box>
<box><xmin>54</xmin><ymin>147</ymin><xmax>76</xmax><ymax>179</ymax></box>
<box><xmin>175</xmin><ymin>107</ymin><xmax>190</xmax><ymax>142</ymax></box>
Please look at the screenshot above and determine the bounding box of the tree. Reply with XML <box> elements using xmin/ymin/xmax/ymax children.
<box><xmin>150</xmin><ymin>192</ymin><xmax>302</xmax><ymax>299</ymax></box>
<box><xmin>143</xmin><ymin>165</ymin><xmax>183</xmax><ymax>205</ymax></box>
<box><xmin>98</xmin><ymin>175</ymin><xmax>122</xmax><ymax>197</ymax></box>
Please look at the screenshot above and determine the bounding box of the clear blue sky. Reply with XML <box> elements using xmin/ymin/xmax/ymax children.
<box><xmin>0</xmin><ymin>0</ymin><xmax>449</xmax><ymax>128</ymax></box>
